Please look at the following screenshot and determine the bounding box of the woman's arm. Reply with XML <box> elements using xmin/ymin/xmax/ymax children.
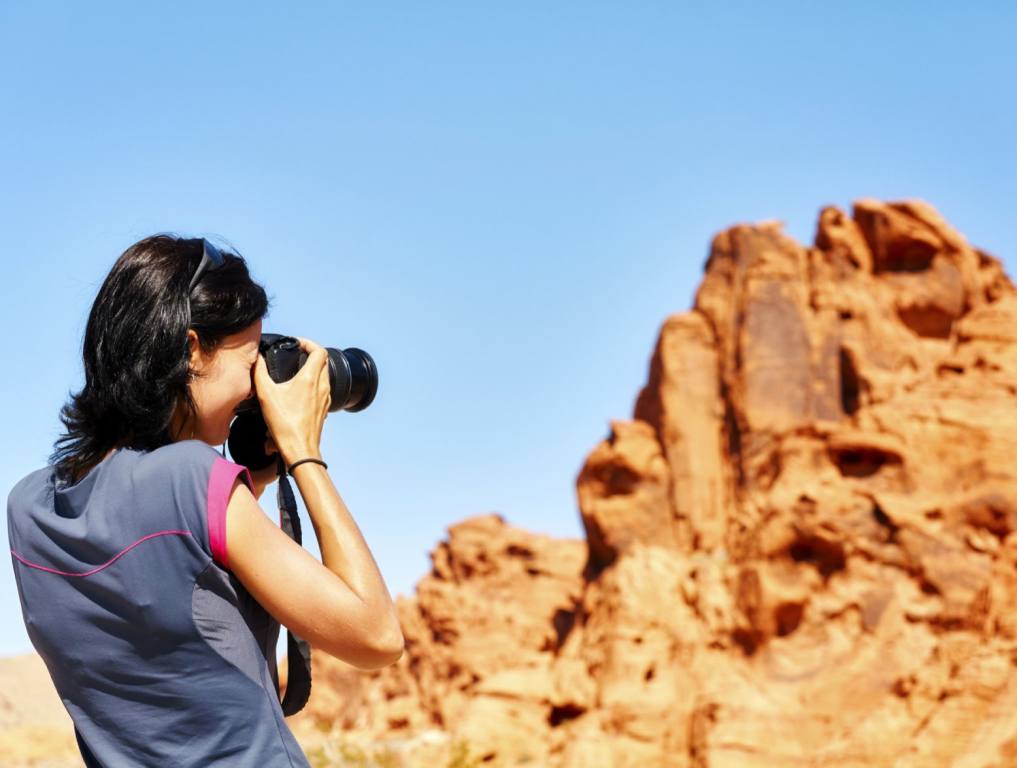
<box><xmin>224</xmin><ymin>473</ymin><xmax>404</xmax><ymax>670</ymax></box>
<box><xmin>232</xmin><ymin>335</ymin><xmax>402</xmax><ymax>668</ymax></box>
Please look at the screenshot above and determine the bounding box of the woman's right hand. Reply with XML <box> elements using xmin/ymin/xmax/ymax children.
<box><xmin>253</xmin><ymin>336</ymin><xmax>331</xmax><ymax>467</ymax></box>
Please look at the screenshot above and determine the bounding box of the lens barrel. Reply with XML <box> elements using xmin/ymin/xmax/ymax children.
<box><xmin>234</xmin><ymin>334</ymin><xmax>378</xmax><ymax>415</ymax></box>
<box><xmin>329</xmin><ymin>347</ymin><xmax>378</xmax><ymax>413</ymax></box>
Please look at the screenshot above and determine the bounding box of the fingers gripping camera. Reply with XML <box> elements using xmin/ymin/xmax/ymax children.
<box><xmin>227</xmin><ymin>334</ymin><xmax>378</xmax><ymax>470</ymax></box>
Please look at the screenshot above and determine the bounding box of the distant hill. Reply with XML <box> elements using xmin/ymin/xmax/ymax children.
<box><xmin>0</xmin><ymin>652</ymin><xmax>78</xmax><ymax>767</ymax></box>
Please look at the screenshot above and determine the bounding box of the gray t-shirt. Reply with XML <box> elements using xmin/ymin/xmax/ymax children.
<box><xmin>6</xmin><ymin>439</ymin><xmax>310</xmax><ymax>767</ymax></box>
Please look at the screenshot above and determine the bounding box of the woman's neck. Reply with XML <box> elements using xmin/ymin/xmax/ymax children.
<box><xmin>67</xmin><ymin>446</ymin><xmax>121</xmax><ymax>486</ymax></box>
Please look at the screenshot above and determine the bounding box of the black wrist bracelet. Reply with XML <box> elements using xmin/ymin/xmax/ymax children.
<box><xmin>287</xmin><ymin>458</ymin><xmax>328</xmax><ymax>475</ymax></box>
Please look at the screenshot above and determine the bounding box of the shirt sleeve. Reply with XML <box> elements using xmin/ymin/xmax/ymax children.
<box><xmin>206</xmin><ymin>455</ymin><xmax>254</xmax><ymax>571</ymax></box>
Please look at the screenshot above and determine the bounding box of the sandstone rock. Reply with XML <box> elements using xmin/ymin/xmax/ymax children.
<box><xmin>577</xmin><ymin>419</ymin><xmax>676</xmax><ymax>570</ymax></box>
<box><xmin>289</xmin><ymin>512</ymin><xmax>588</xmax><ymax>766</ymax></box>
<box><xmin>293</xmin><ymin>199</ymin><xmax>1017</xmax><ymax>767</ymax></box>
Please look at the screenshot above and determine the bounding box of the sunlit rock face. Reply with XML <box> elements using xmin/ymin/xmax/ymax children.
<box><xmin>288</xmin><ymin>199</ymin><xmax>1017</xmax><ymax>768</ymax></box>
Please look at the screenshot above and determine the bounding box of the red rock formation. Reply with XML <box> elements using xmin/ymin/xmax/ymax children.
<box><xmin>289</xmin><ymin>199</ymin><xmax>1017</xmax><ymax>767</ymax></box>
<box><xmin>287</xmin><ymin>514</ymin><xmax>589</xmax><ymax>765</ymax></box>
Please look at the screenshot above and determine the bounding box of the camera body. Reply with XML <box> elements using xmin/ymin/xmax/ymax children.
<box><xmin>227</xmin><ymin>333</ymin><xmax>378</xmax><ymax>469</ymax></box>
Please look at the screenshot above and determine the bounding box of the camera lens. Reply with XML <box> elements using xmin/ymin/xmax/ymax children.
<box><xmin>232</xmin><ymin>334</ymin><xmax>378</xmax><ymax>416</ymax></box>
<box><xmin>329</xmin><ymin>347</ymin><xmax>378</xmax><ymax>412</ymax></box>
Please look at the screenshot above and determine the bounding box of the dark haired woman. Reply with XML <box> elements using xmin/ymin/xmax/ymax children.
<box><xmin>5</xmin><ymin>235</ymin><xmax>403</xmax><ymax>766</ymax></box>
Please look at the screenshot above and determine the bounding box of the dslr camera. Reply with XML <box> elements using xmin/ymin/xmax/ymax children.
<box><xmin>227</xmin><ymin>333</ymin><xmax>377</xmax><ymax>469</ymax></box>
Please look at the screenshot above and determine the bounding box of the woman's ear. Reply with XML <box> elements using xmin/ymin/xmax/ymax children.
<box><xmin>186</xmin><ymin>329</ymin><xmax>205</xmax><ymax>372</ymax></box>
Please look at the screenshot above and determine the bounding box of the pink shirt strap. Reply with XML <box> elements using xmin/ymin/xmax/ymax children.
<box><xmin>207</xmin><ymin>457</ymin><xmax>254</xmax><ymax>570</ymax></box>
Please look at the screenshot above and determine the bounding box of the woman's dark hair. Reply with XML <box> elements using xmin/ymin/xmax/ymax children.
<box><xmin>50</xmin><ymin>234</ymin><xmax>271</xmax><ymax>486</ymax></box>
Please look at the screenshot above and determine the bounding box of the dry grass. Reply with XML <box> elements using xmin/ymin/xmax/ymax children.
<box><xmin>304</xmin><ymin>732</ymin><xmax>484</xmax><ymax>768</ymax></box>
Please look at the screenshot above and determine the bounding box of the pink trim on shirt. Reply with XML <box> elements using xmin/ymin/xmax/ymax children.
<box><xmin>207</xmin><ymin>457</ymin><xmax>254</xmax><ymax>570</ymax></box>
<box><xmin>10</xmin><ymin>530</ymin><xmax>194</xmax><ymax>577</ymax></box>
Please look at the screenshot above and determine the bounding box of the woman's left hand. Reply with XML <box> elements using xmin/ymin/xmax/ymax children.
<box><xmin>248</xmin><ymin>436</ymin><xmax>281</xmax><ymax>501</ymax></box>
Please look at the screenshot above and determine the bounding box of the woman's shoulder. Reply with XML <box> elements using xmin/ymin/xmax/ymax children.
<box><xmin>129</xmin><ymin>440</ymin><xmax>227</xmax><ymax>493</ymax></box>
<box><xmin>142</xmin><ymin>439</ymin><xmax>223</xmax><ymax>469</ymax></box>
<box><xmin>9</xmin><ymin>465</ymin><xmax>51</xmax><ymax>495</ymax></box>
<box><xmin>6</xmin><ymin>466</ymin><xmax>52</xmax><ymax>516</ymax></box>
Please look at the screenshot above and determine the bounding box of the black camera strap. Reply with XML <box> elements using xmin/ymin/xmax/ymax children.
<box><xmin>274</xmin><ymin>455</ymin><xmax>313</xmax><ymax>716</ymax></box>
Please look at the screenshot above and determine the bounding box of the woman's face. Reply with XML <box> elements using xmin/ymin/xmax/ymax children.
<box><xmin>179</xmin><ymin>319</ymin><xmax>263</xmax><ymax>445</ymax></box>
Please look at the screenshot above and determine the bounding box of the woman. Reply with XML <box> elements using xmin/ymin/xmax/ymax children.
<box><xmin>6</xmin><ymin>235</ymin><xmax>403</xmax><ymax>766</ymax></box>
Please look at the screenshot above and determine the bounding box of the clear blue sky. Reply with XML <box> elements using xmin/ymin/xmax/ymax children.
<box><xmin>2</xmin><ymin>3</ymin><xmax>1015</xmax><ymax>657</ymax></box>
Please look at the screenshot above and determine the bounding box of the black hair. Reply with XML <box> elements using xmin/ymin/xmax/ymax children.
<box><xmin>50</xmin><ymin>234</ymin><xmax>270</xmax><ymax>486</ymax></box>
